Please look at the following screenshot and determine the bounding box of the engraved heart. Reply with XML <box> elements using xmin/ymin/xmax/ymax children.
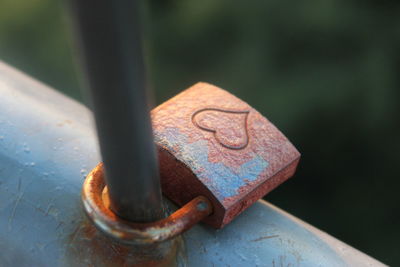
<box><xmin>191</xmin><ymin>108</ymin><xmax>250</xmax><ymax>150</ymax></box>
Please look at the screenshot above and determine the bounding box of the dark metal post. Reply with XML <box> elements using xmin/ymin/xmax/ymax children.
<box><xmin>67</xmin><ymin>0</ymin><xmax>164</xmax><ymax>222</ymax></box>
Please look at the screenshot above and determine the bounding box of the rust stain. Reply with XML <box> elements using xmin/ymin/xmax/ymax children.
<box><xmin>56</xmin><ymin>119</ymin><xmax>72</xmax><ymax>127</ymax></box>
<box><xmin>65</xmin><ymin>217</ymin><xmax>184</xmax><ymax>266</ymax></box>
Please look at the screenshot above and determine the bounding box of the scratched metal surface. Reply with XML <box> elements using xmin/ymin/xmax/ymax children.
<box><xmin>0</xmin><ymin>61</ymin><xmax>385</xmax><ymax>266</ymax></box>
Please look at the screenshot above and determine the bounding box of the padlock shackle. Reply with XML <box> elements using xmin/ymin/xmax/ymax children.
<box><xmin>82</xmin><ymin>164</ymin><xmax>212</xmax><ymax>245</ymax></box>
<box><xmin>68</xmin><ymin>0</ymin><xmax>164</xmax><ymax>222</ymax></box>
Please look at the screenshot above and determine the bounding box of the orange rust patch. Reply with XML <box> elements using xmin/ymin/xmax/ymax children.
<box><xmin>65</xmin><ymin>217</ymin><xmax>183</xmax><ymax>266</ymax></box>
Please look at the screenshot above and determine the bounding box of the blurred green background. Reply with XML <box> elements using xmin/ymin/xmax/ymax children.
<box><xmin>1</xmin><ymin>0</ymin><xmax>399</xmax><ymax>265</ymax></box>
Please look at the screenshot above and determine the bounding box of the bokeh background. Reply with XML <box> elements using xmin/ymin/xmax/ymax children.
<box><xmin>1</xmin><ymin>0</ymin><xmax>399</xmax><ymax>265</ymax></box>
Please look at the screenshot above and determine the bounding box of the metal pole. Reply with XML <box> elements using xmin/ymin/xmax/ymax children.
<box><xmin>67</xmin><ymin>0</ymin><xmax>164</xmax><ymax>222</ymax></box>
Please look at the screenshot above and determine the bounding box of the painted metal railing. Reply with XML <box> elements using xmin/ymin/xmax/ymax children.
<box><xmin>0</xmin><ymin>61</ymin><xmax>385</xmax><ymax>266</ymax></box>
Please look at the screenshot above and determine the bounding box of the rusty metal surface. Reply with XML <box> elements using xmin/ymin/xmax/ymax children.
<box><xmin>153</xmin><ymin>82</ymin><xmax>300</xmax><ymax>228</ymax></box>
<box><xmin>65</xmin><ymin>217</ymin><xmax>185</xmax><ymax>267</ymax></box>
<box><xmin>82</xmin><ymin>163</ymin><xmax>212</xmax><ymax>244</ymax></box>
<box><xmin>0</xmin><ymin>61</ymin><xmax>386</xmax><ymax>266</ymax></box>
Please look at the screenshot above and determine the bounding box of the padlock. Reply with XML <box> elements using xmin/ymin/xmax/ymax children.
<box><xmin>83</xmin><ymin>82</ymin><xmax>300</xmax><ymax>242</ymax></box>
<box><xmin>153</xmin><ymin>82</ymin><xmax>300</xmax><ymax>229</ymax></box>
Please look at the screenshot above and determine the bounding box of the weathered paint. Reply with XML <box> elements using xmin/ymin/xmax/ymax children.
<box><xmin>0</xmin><ymin>61</ymin><xmax>386</xmax><ymax>266</ymax></box>
<box><xmin>153</xmin><ymin>83</ymin><xmax>300</xmax><ymax>228</ymax></box>
<box><xmin>155</xmin><ymin>127</ymin><xmax>268</xmax><ymax>200</ymax></box>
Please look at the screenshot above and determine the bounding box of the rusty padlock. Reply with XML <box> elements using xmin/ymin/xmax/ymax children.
<box><xmin>153</xmin><ymin>82</ymin><xmax>300</xmax><ymax>228</ymax></box>
<box><xmin>83</xmin><ymin>82</ymin><xmax>300</xmax><ymax>243</ymax></box>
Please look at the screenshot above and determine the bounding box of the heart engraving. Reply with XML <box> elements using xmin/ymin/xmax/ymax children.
<box><xmin>191</xmin><ymin>108</ymin><xmax>250</xmax><ymax>150</ymax></box>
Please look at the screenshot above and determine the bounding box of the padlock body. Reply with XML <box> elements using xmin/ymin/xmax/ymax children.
<box><xmin>152</xmin><ymin>83</ymin><xmax>300</xmax><ymax>228</ymax></box>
